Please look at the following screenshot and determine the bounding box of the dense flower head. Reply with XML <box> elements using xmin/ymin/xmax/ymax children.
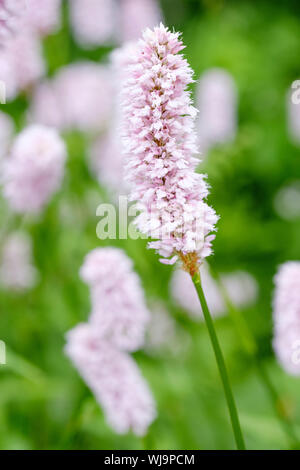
<box><xmin>80</xmin><ymin>248</ymin><xmax>150</xmax><ymax>351</ymax></box>
<box><xmin>273</xmin><ymin>262</ymin><xmax>300</xmax><ymax>375</ymax></box>
<box><xmin>2</xmin><ymin>125</ymin><xmax>66</xmax><ymax>214</ymax></box>
<box><xmin>29</xmin><ymin>62</ymin><xmax>113</xmax><ymax>132</ymax></box>
<box><xmin>196</xmin><ymin>68</ymin><xmax>237</xmax><ymax>154</ymax></box>
<box><xmin>171</xmin><ymin>264</ymin><xmax>258</xmax><ymax>318</ymax></box>
<box><xmin>0</xmin><ymin>231</ymin><xmax>38</xmax><ymax>290</ymax></box>
<box><xmin>70</xmin><ymin>0</ymin><xmax>117</xmax><ymax>48</ymax></box>
<box><xmin>65</xmin><ymin>323</ymin><xmax>156</xmax><ymax>436</ymax></box>
<box><xmin>122</xmin><ymin>24</ymin><xmax>218</xmax><ymax>268</ymax></box>
<box><xmin>66</xmin><ymin>248</ymin><xmax>155</xmax><ymax>435</ymax></box>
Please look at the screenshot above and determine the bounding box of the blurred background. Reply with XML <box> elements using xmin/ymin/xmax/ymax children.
<box><xmin>0</xmin><ymin>0</ymin><xmax>300</xmax><ymax>450</ymax></box>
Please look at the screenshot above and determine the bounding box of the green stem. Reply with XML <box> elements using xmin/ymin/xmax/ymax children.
<box><xmin>192</xmin><ymin>271</ymin><xmax>246</xmax><ymax>450</ymax></box>
<box><xmin>209</xmin><ymin>265</ymin><xmax>299</xmax><ymax>447</ymax></box>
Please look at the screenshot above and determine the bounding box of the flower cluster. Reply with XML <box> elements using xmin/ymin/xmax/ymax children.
<box><xmin>79</xmin><ymin>247</ymin><xmax>150</xmax><ymax>351</ymax></box>
<box><xmin>65</xmin><ymin>324</ymin><xmax>156</xmax><ymax>436</ymax></box>
<box><xmin>66</xmin><ymin>248</ymin><xmax>156</xmax><ymax>435</ymax></box>
<box><xmin>122</xmin><ymin>24</ymin><xmax>218</xmax><ymax>270</ymax></box>
<box><xmin>273</xmin><ymin>262</ymin><xmax>300</xmax><ymax>375</ymax></box>
<box><xmin>0</xmin><ymin>231</ymin><xmax>38</xmax><ymax>291</ymax></box>
<box><xmin>2</xmin><ymin>125</ymin><xmax>67</xmax><ymax>214</ymax></box>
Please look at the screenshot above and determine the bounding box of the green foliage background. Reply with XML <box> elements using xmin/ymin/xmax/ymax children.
<box><xmin>0</xmin><ymin>0</ymin><xmax>300</xmax><ymax>450</ymax></box>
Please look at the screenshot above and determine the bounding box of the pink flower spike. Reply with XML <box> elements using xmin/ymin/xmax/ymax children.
<box><xmin>273</xmin><ymin>262</ymin><xmax>300</xmax><ymax>375</ymax></box>
<box><xmin>80</xmin><ymin>247</ymin><xmax>150</xmax><ymax>352</ymax></box>
<box><xmin>2</xmin><ymin>125</ymin><xmax>67</xmax><ymax>214</ymax></box>
<box><xmin>122</xmin><ymin>24</ymin><xmax>218</xmax><ymax>272</ymax></box>
<box><xmin>65</xmin><ymin>323</ymin><xmax>156</xmax><ymax>436</ymax></box>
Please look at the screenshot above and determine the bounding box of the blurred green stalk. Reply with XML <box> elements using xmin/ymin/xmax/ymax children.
<box><xmin>209</xmin><ymin>265</ymin><xmax>299</xmax><ymax>448</ymax></box>
<box><xmin>192</xmin><ymin>271</ymin><xmax>246</xmax><ymax>450</ymax></box>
